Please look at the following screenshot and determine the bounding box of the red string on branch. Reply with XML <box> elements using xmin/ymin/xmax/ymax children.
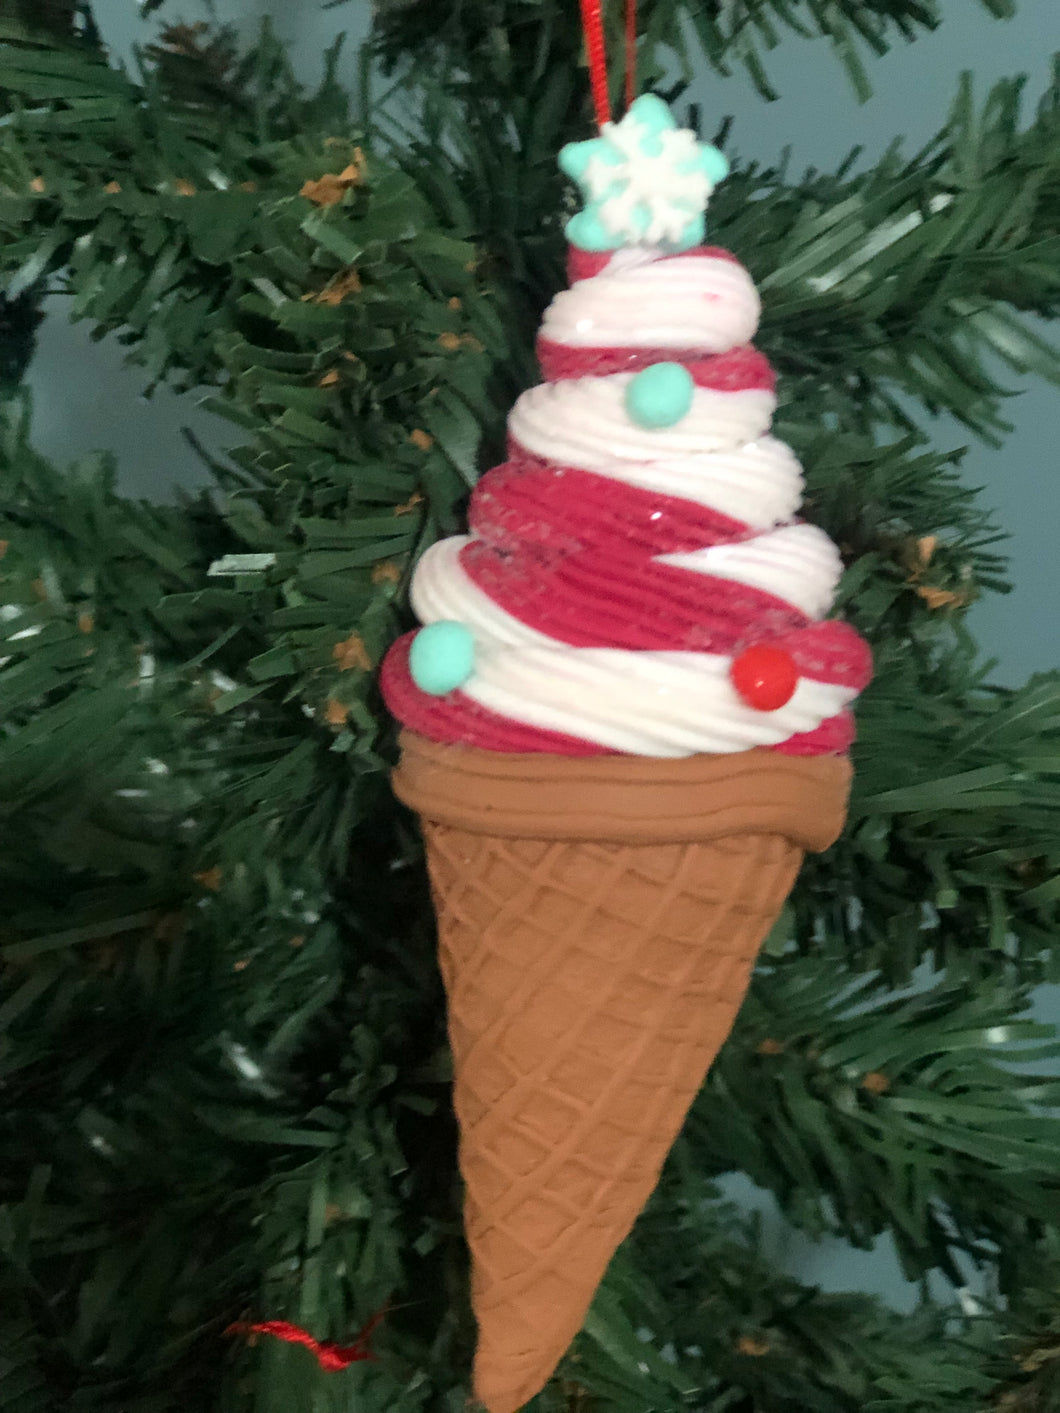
<box><xmin>578</xmin><ymin>0</ymin><xmax>612</xmax><ymax>128</ymax></box>
<box><xmin>225</xmin><ymin>1309</ymin><xmax>386</xmax><ymax>1372</ymax></box>
<box><xmin>625</xmin><ymin>0</ymin><xmax>638</xmax><ymax>111</ymax></box>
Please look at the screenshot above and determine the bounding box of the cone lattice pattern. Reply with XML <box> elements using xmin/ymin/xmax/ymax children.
<box><xmin>422</xmin><ymin>819</ymin><xmax>802</xmax><ymax>1413</ymax></box>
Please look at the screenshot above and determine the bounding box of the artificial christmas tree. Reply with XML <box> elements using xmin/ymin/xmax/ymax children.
<box><xmin>1</xmin><ymin>4</ymin><xmax>1059</xmax><ymax>1413</ymax></box>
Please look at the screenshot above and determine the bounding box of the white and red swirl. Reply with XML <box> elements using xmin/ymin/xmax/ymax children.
<box><xmin>382</xmin><ymin>245</ymin><xmax>871</xmax><ymax>757</ymax></box>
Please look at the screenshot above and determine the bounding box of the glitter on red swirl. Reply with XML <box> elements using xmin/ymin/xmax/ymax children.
<box><xmin>463</xmin><ymin>456</ymin><xmax>814</xmax><ymax>653</ymax></box>
<box><xmin>535</xmin><ymin>342</ymin><xmax>775</xmax><ymax>388</ymax></box>
<box><xmin>459</xmin><ymin>537</ymin><xmax>808</xmax><ymax>653</ymax></box>
<box><xmin>470</xmin><ymin>455</ymin><xmax>748</xmax><ymax>557</ymax></box>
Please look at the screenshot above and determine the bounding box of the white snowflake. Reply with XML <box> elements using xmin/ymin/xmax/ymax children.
<box><xmin>560</xmin><ymin>93</ymin><xmax>729</xmax><ymax>251</ymax></box>
<box><xmin>587</xmin><ymin>117</ymin><xmax>712</xmax><ymax>245</ymax></box>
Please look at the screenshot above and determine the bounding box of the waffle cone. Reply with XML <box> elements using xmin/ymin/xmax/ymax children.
<box><xmin>393</xmin><ymin>731</ymin><xmax>851</xmax><ymax>1413</ymax></box>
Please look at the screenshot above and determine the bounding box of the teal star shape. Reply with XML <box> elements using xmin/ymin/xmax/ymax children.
<box><xmin>559</xmin><ymin>93</ymin><xmax>730</xmax><ymax>252</ymax></box>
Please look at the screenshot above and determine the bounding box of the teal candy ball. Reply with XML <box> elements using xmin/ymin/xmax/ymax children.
<box><xmin>625</xmin><ymin>362</ymin><xmax>695</xmax><ymax>429</ymax></box>
<box><xmin>409</xmin><ymin>621</ymin><xmax>475</xmax><ymax>696</ymax></box>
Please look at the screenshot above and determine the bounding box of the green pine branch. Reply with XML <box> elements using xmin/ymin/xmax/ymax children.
<box><xmin>540</xmin><ymin>1178</ymin><xmax>1058</xmax><ymax>1412</ymax></box>
<box><xmin>693</xmin><ymin>965</ymin><xmax>1060</xmax><ymax>1282</ymax></box>
<box><xmin>0</xmin><ymin>393</ymin><xmax>464</xmax><ymax>1410</ymax></box>
<box><xmin>369</xmin><ymin>0</ymin><xmax>1019</xmax><ymax>103</ymax></box>
<box><xmin>742</xmin><ymin>66</ymin><xmax>1060</xmax><ymax>444</ymax></box>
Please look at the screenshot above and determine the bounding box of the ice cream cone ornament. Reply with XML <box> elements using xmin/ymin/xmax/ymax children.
<box><xmin>381</xmin><ymin>6</ymin><xmax>871</xmax><ymax>1408</ymax></box>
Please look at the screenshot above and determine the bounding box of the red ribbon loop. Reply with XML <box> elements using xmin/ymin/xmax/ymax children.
<box><xmin>578</xmin><ymin>0</ymin><xmax>611</xmax><ymax>128</ymax></box>
<box><xmin>226</xmin><ymin>1309</ymin><xmax>385</xmax><ymax>1372</ymax></box>
<box><xmin>578</xmin><ymin>0</ymin><xmax>639</xmax><ymax>130</ymax></box>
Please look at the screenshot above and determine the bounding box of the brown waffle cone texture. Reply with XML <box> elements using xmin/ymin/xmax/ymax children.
<box><xmin>393</xmin><ymin>731</ymin><xmax>852</xmax><ymax>1413</ymax></box>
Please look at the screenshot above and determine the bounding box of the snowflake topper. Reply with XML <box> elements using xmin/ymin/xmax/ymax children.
<box><xmin>559</xmin><ymin>94</ymin><xmax>730</xmax><ymax>253</ymax></box>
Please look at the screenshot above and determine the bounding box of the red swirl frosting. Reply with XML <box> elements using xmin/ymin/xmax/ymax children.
<box><xmin>382</xmin><ymin>244</ymin><xmax>871</xmax><ymax>758</ymax></box>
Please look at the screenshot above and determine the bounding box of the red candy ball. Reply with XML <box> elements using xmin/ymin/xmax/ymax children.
<box><xmin>730</xmin><ymin>644</ymin><xmax>798</xmax><ymax>711</ymax></box>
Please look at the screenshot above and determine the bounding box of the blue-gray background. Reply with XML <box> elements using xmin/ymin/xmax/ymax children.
<box><xmin>25</xmin><ymin>0</ymin><xmax>1058</xmax><ymax>1308</ymax></box>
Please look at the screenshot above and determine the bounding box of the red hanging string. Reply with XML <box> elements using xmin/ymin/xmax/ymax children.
<box><xmin>625</xmin><ymin>0</ymin><xmax>638</xmax><ymax>111</ymax></box>
<box><xmin>578</xmin><ymin>0</ymin><xmax>611</xmax><ymax>128</ymax></box>
<box><xmin>225</xmin><ymin>1309</ymin><xmax>386</xmax><ymax>1372</ymax></box>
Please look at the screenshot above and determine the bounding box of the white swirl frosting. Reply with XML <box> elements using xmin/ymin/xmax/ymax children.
<box><xmin>464</xmin><ymin>646</ymin><xmax>855</xmax><ymax>757</ymax></box>
<box><xmin>411</xmin><ymin>527</ymin><xmax>852</xmax><ymax>755</ymax></box>
<box><xmin>509</xmin><ymin>377</ymin><xmax>775</xmax><ymax>466</ymax></box>
<box><xmin>511</xmin><ymin>435</ymin><xmax>804</xmax><ymax>529</ymax></box>
<box><xmin>412</xmin><ymin>537</ymin><xmax>553</xmax><ymax>649</ymax></box>
<box><xmin>541</xmin><ymin>251</ymin><xmax>761</xmax><ymax>351</ymax></box>
<box><xmin>657</xmin><ymin>523</ymin><xmax>843</xmax><ymax>618</ymax></box>
<box><xmin>405</xmin><ymin>246</ymin><xmax>858</xmax><ymax>756</ymax></box>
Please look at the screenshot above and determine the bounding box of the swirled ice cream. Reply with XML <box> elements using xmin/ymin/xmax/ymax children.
<box><xmin>381</xmin><ymin>100</ymin><xmax>871</xmax><ymax>759</ymax></box>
